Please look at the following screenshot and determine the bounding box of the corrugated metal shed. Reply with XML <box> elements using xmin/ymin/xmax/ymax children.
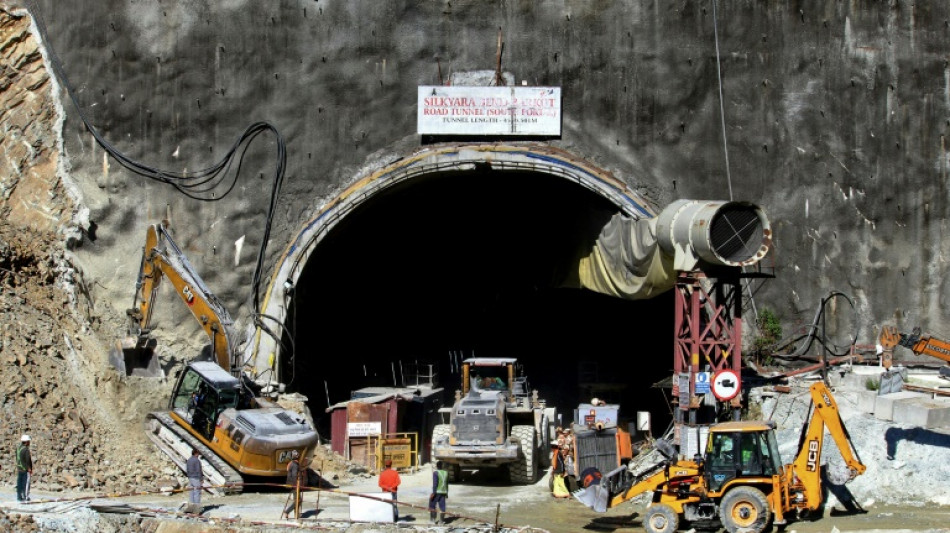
<box><xmin>327</xmin><ymin>386</ymin><xmax>443</xmax><ymax>468</ymax></box>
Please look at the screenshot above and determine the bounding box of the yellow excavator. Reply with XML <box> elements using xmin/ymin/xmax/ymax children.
<box><xmin>879</xmin><ymin>325</ymin><xmax>950</xmax><ymax>379</ymax></box>
<box><xmin>110</xmin><ymin>221</ymin><xmax>318</xmax><ymax>493</ymax></box>
<box><xmin>574</xmin><ymin>382</ymin><xmax>866</xmax><ymax>533</ymax></box>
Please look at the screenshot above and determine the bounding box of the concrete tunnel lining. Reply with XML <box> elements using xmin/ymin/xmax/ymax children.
<box><xmin>250</xmin><ymin>143</ymin><xmax>658</xmax><ymax>377</ymax></box>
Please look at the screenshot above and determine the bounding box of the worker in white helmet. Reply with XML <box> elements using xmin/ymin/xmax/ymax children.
<box><xmin>16</xmin><ymin>434</ymin><xmax>33</xmax><ymax>502</ymax></box>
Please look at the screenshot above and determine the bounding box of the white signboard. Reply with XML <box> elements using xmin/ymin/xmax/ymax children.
<box><xmin>681</xmin><ymin>425</ymin><xmax>710</xmax><ymax>459</ymax></box>
<box><xmin>417</xmin><ymin>86</ymin><xmax>561</xmax><ymax>136</ymax></box>
<box><xmin>347</xmin><ymin>422</ymin><xmax>382</xmax><ymax>437</ymax></box>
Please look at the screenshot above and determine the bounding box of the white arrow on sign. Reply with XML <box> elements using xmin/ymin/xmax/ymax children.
<box><xmin>712</xmin><ymin>369</ymin><xmax>740</xmax><ymax>401</ymax></box>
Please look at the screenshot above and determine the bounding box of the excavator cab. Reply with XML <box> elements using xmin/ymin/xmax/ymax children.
<box><xmin>171</xmin><ymin>362</ymin><xmax>243</xmax><ymax>441</ymax></box>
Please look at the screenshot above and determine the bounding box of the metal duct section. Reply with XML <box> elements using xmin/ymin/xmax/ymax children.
<box><xmin>655</xmin><ymin>200</ymin><xmax>771</xmax><ymax>270</ymax></box>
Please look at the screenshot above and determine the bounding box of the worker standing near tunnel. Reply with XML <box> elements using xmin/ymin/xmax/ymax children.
<box><xmin>282</xmin><ymin>450</ymin><xmax>306</xmax><ymax>520</ymax></box>
<box><xmin>15</xmin><ymin>434</ymin><xmax>32</xmax><ymax>502</ymax></box>
<box><xmin>429</xmin><ymin>461</ymin><xmax>450</xmax><ymax>524</ymax></box>
<box><xmin>378</xmin><ymin>458</ymin><xmax>401</xmax><ymax>522</ymax></box>
<box><xmin>186</xmin><ymin>448</ymin><xmax>202</xmax><ymax>510</ymax></box>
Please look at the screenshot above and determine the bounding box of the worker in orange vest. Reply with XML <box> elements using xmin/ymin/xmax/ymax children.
<box><xmin>378</xmin><ymin>458</ymin><xmax>401</xmax><ymax>522</ymax></box>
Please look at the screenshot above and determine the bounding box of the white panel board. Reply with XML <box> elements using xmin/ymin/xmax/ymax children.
<box><xmin>418</xmin><ymin>86</ymin><xmax>561</xmax><ymax>136</ymax></box>
<box><xmin>349</xmin><ymin>492</ymin><xmax>394</xmax><ymax>523</ymax></box>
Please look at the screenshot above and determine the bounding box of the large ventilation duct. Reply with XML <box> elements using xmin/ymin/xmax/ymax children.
<box><xmin>569</xmin><ymin>200</ymin><xmax>770</xmax><ymax>300</ymax></box>
<box><xmin>656</xmin><ymin>200</ymin><xmax>771</xmax><ymax>271</ymax></box>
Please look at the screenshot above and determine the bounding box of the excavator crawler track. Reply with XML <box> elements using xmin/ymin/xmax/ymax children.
<box><xmin>145</xmin><ymin>411</ymin><xmax>243</xmax><ymax>495</ymax></box>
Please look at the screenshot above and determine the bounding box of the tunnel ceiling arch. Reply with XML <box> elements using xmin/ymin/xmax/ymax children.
<box><xmin>247</xmin><ymin>143</ymin><xmax>658</xmax><ymax>375</ymax></box>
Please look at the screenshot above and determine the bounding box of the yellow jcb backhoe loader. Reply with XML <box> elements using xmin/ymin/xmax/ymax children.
<box><xmin>574</xmin><ymin>382</ymin><xmax>866</xmax><ymax>533</ymax></box>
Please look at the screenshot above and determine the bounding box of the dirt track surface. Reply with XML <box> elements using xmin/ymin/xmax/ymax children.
<box><xmin>2</xmin><ymin>465</ymin><xmax>950</xmax><ymax>532</ymax></box>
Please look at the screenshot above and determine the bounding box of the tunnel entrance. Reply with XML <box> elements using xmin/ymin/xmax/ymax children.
<box><xmin>279</xmin><ymin>165</ymin><xmax>676</xmax><ymax>439</ymax></box>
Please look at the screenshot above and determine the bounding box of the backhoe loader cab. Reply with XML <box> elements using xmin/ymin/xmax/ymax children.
<box><xmin>704</xmin><ymin>422</ymin><xmax>782</xmax><ymax>491</ymax></box>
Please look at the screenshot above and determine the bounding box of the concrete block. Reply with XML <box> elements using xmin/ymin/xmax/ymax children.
<box><xmin>891</xmin><ymin>396</ymin><xmax>950</xmax><ymax>429</ymax></box>
<box><xmin>873</xmin><ymin>391</ymin><xmax>926</xmax><ymax>421</ymax></box>
<box><xmin>855</xmin><ymin>390</ymin><xmax>877</xmax><ymax>414</ymax></box>
<box><xmin>838</xmin><ymin>367</ymin><xmax>886</xmax><ymax>392</ymax></box>
<box><xmin>839</xmin><ymin>371</ymin><xmax>871</xmax><ymax>390</ymax></box>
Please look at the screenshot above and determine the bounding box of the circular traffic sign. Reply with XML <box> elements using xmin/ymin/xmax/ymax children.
<box><xmin>712</xmin><ymin>369</ymin><xmax>740</xmax><ymax>401</ymax></box>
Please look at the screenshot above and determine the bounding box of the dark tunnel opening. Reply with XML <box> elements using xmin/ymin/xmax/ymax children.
<box><xmin>280</xmin><ymin>169</ymin><xmax>676</xmax><ymax>441</ymax></box>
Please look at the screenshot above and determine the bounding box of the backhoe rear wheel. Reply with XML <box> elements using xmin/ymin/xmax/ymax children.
<box><xmin>719</xmin><ymin>486</ymin><xmax>771</xmax><ymax>533</ymax></box>
<box><xmin>643</xmin><ymin>503</ymin><xmax>679</xmax><ymax>533</ymax></box>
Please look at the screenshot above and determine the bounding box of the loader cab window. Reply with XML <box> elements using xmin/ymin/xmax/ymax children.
<box><xmin>706</xmin><ymin>430</ymin><xmax>779</xmax><ymax>491</ymax></box>
<box><xmin>764</xmin><ymin>430</ymin><xmax>783</xmax><ymax>474</ymax></box>
<box><xmin>739</xmin><ymin>431</ymin><xmax>780</xmax><ymax>477</ymax></box>
<box><xmin>471</xmin><ymin>368</ymin><xmax>508</xmax><ymax>392</ymax></box>
<box><xmin>738</xmin><ymin>433</ymin><xmax>762</xmax><ymax>475</ymax></box>
<box><xmin>706</xmin><ymin>432</ymin><xmax>739</xmax><ymax>492</ymax></box>
<box><xmin>708</xmin><ymin>433</ymin><xmax>736</xmax><ymax>468</ymax></box>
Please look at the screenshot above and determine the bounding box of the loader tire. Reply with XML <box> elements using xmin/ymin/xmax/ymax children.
<box><xmin>447</xmin><ymin>463</ymin><xmax>461</xmax><ymax>483</ymax></box>
<box><xmin>538</xmin><ymin>412</ymin><xmax>552</xmax><ymax>469</ymax></box>
<box><xmin>720</xmin><ymin>486</ymin><xmax>771</xmax><ymax>533</ymax></box>
<box><xmin>431</xmin><ymin>424</ymin><xmax>459</xmax><ymax>481</ymax></box>
<box><xmin>643</xmin><ymin>503</ymin><xmax>679</xmax><ymax>533</ymax></box>
<box><xmin>510</xmin><ymin>425</ymin><xmax>538</xmax><ymax>484</ymax></box>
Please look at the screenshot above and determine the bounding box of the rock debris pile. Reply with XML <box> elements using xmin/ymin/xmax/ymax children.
<box><xmin>0</xmin><ymin>223</ymin><xmax>165</xmax><ymax>494</ymax></box>
<box><xmin>0</xmin><ymin>221</ymin><xmax>358</xmax><ymax>502</ymax></box>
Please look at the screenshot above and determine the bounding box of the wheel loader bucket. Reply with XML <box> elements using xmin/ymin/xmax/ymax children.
<box><xmin>108</xmin><ymin>336</ymin><xmax>163</xmax><ymax>378</ymax></box>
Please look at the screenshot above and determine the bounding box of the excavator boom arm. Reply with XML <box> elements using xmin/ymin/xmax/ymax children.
<box><xmin>879</xmin><ymin>325</ymin><xmax>950</xmax><ymax>366</ymax></box>
<box><xmin>909</xmin><ymin>336</ymin><xmax>950</xmax><ymax>363</ymax></box>
<box><xmin>127</xmin><ymin>223</ymin><xmax>238</xmax><ymax>374</ymax></box>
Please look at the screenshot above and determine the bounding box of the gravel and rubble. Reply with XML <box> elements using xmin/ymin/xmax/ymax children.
<box><xmin>761</xmin><ymin>372</ymin><xmax>950</xmax><ymax>509</ymax></box>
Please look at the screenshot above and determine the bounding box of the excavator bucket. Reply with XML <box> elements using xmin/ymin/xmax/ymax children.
<box><xmin>108</xmin><ymin>335</ymin><xmax>163</xmax><ymax>378</ymax></box>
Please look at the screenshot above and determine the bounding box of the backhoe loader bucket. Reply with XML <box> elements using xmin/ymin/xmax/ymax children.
<box><xmin>109</xmin><ymin>335</ymin><xmax>163</xmax><ymax>378</ymax></box>
<box><xmin>572</xmin><ymin>482</ymin><xmax>610</xmax><ymax>512</ymax></box>
<box><xmin>572</xmin><ymin>464</ymin><xmax>627</xmax><ymax>513</ymax></box>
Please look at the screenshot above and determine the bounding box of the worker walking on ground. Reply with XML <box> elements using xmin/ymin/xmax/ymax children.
<box><xmin>378</xmin><ymin>458</ymin><xmax>401</xmax><ymax>522</ymax></box>
<box><xmin>282</xmin><ymin>450</ymin><xmax>306</xmax><ymax>520</ymax></box>
<box><xmin>15</xmin><ymin>434</ymin><xmax>32</xmax><ymax>502</ymax></box>
<box><xmin>428</xmin><ymin>460</ymin><xmax>449</xmax><ymax>524</ymax></box>
<box><xmin>186</xmin><ymin>448</ymin><xmax>202</xmax><ymax>510</ymax></box>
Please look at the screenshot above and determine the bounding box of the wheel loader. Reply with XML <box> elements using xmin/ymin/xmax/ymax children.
<box><xmin>574</xmin><ymin>382</ymin><xmax>866</xmax><ymax>533</ymax></box>
<box><xmin>431</xmin><ymin>357</ymin><xmax>557</xmax><ymax>484</ymax></box>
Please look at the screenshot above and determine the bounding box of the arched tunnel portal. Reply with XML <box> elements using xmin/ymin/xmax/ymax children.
<box><xmin>257</xmin><ymin>145</ymin><xmax>677</xmax><ymax>437</ymax></box>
